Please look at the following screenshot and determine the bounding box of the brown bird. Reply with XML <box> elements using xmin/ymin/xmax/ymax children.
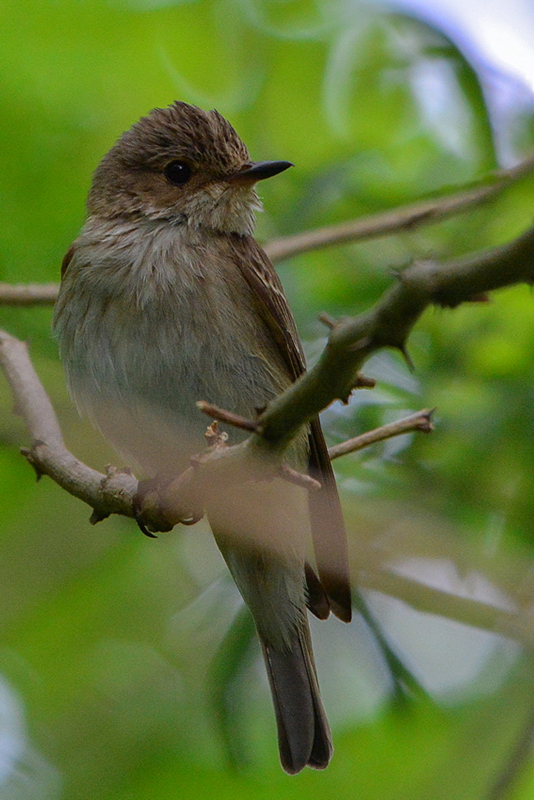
<box><xmin>53</xmin><ymin>101</ymin><xmax>351</xmax><ymax>773</ymax></box>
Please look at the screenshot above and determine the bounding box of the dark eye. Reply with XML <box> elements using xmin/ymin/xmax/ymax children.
<box><xmin>164</xmin><ymin>160</ymin><xmax>193</xmax><ymax>185</ymax></box>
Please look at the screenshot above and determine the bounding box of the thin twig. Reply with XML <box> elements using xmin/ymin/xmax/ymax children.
<box><xmin>328</xmin><ymin>409</ymin><xmax>434</xmax><ymax>460</ymax></box>
<box><xmin>278</xmin><ymin>464</ymin><xmax>321</xmax><ymax>492</ymax></box>
<box><xmin>359</xmin><ymin>567</ymin><xmax>516</xmax><ymax>635</ymax></box>
<box><xmin>0</xmin><ymin>331</ymin><xmax>65</xmax><ymax>449</ymax></box>
<box><xmin>2</xmin><ymin>331</ymin><xmax>534</xmax><ymax>646</ymax></box>
<box><xmin>3</xmin><ymin>215</ymin><xmax>534</xmax><ymax>528</ymax></box>
<box><xmin>318</xmin><ymin>312</ymin><xmax>337</xmax><ymax>329</ymax></box>
<box><xmin>196</xmin><ymin>401</ymin><xmax>258</xmax><ymax>431</ymax></box>
<box><xmin>0</xmin><ymin>282</ymin><xmax>59</xmax><ymax>305</ymax></box>
<box><xmin>351</xmin><ymin>372</ymin><xmax>377</xmax><ymax>390</ymax></box>
<box><xmin>2</xmin><ymin>155</ymin><xmax>534</xmax><ymax>307</ymax></box>
<box><xmin>258</xmin><ymin>224</ymin><xmax>534</xmax><ymax>446</ymax></box>
<box><xmin>4</xmin><ymin>186</ymin><xmax>534</xmax><ymax>659</ymax></box>
<box><xmin>265</xmin><ymin>154</ymin><xmax>534</xmax><ymax>262</ymax></box>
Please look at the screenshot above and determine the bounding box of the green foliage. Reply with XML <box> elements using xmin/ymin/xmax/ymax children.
<box><xmin>2</xmin><ymin>0</ymin><xmax>534</xmax><ymax>797</ymax></box>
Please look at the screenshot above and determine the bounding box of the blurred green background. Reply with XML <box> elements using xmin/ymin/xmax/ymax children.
<box><xmin>2</xmin><ymin>0</ymin><xmax>534</xmax><ymax>797</ymax></box>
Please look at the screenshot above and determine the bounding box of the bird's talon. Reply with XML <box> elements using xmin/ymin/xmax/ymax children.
<box><xmin>135</xmin><ymin>516</ymin><xmax>158</xmax><ymax>538</ymax></box>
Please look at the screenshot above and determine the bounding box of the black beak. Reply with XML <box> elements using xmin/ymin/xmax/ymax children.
<box><xmin>230</xmin><ymin>160</ymin><xmax>293</xmax><ymax>184</ymax></box>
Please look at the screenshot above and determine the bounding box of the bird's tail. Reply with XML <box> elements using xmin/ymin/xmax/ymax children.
<box><xmin>210</xmin><ymin>478</ymin><xmax>332</xmax><ymax>773</ymax></box>
<box><xmin>260</xmin><ymin>620</ymin><xmax>332</xmax><ymax>774</ymax></box>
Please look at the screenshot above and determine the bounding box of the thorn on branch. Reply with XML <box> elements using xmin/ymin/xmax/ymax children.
<box><xmin>89</xmin><ymin>507</ymin><xmax>110</xmax><ymax>525</ymax></box>
<box><xmin>398</xmin><ymin>344</ymin><xmax>415</xmax><ymax>372</ymax></box>
<box><xmin>435</xmin><ymin>291</ymin><xmax>491</xmax><ymax>309</ymax></box>
<box><xmin>353</xmin><ymin>372</ymin><xmax>376</xmax><ymax>390</ymax></box>
<box><xmin>196</xmin><ymin>400</ymin><xmax>258</xmax><ymax>432</ymax></box>
<box><xmin>20</xmin><ymin>444</ymin><xmax>44</xmax><ymax>480</ymax></box>
<box><xmin>467</xmin><ymin>293</ymin><xmax>490</xmax><ymax>303</ymax></box>
<box><xmin>338</xmin><ymin>372</ymin><xmax>376</xmax><ymax>404</ymax></box>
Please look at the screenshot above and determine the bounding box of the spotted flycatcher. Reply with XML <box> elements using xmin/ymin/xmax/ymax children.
<box><xmin>53</xmin><ymin>101</ymin><xmax>351</xmax><ymax>773</ymax></box>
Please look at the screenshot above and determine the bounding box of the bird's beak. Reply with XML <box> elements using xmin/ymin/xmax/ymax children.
<box><xmin>229</xmin><ymin>160</ymin><xmax>293</xmax><ymax>184</ymax></box>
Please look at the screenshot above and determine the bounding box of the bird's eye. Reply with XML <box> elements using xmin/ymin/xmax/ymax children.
<box><xmin>164</xmin><ymin>160</ymin><xmax>193</xmax><ymax>186</ymax></box>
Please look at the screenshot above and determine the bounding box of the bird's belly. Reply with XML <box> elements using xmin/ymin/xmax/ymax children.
<box><xmin>63</xmin><ymin>291</ymin><xmax>289</xmax><ymax>476</ymax></box>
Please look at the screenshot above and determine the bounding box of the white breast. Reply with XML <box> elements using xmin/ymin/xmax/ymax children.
<box><xmin>54</xmin><ymin>218</ymin><xmax>289</xmax><ymax>475</ymax></box>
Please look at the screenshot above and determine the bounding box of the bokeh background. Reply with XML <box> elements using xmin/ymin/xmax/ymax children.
<box><xmin>2</xmin><ymin>0</ymin><xmax>534</xmax><ymax>798</ymax></box>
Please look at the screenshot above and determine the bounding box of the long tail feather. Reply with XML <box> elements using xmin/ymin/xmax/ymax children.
<box><xmin>260</xmin><ymin>623</ymin><xmax>332</xmax><ymax>774</ymax></box>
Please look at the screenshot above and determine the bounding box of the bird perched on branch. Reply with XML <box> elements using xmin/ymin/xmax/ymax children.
<box><xmin>53</xmin><ymin>101</ymin><xmax>351</xmax><ymax>773</ymax></box>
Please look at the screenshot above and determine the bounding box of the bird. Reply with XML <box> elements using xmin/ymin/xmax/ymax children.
<box><xmin>53</xmin><ymin>101</ymin><xmax>351</xmax><ymax>773</ymax></box>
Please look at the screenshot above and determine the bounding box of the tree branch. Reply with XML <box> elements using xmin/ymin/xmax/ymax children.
<box><xmin>360</xmin><ymin>567</ymin><xmax>517</xmax><ymax>637</ymax></box>
<box><xmin>4</xmin><ymin>327</ymin><xmax>534</xmax><ymax>650</ymax></box>
<box><xmin>3</xmin><ymin>220</ymin><xmax>534</xmax><ymax>526</ymax></box>
<box><xmin>0</xmin><ymin>330</ymin><xmax>137</xmax><ymax>521</ymax></box>
<box><xmin>0</xmin><ymin>327</ymin><xmax>531</xmax><ymax>643</ymax></box>
<box><xmin>196</xmin><ymin>401</ymin><xmax>258</xmax><ymax>432</ymax></box>
<box><xmin>265</xmin><ymin>154</ymin><xmax>534</xmax><ymax>262</ymax></box>
<box><xmin>256</xmin><ymin>223</ymin><xmax>534</xmax><ymax>447</ymax></box>
<box><xmin>1</xmin><ymin>155</ymin><xmax>534</xmax><ymax>307</ymax></box>
<box><xmin>0</xmin><ymin>282</ymin><xmax>59</xmax><ymax>305</ymax></box>
<box><xmin>3</xmin><ymin>161</ymin><xmax>534</xmax><ymax>653</ymax></box>
<box><xmin>328</xmin><ymin>409</ymin><xmax>434</xmax><ymax>460</ymax></box>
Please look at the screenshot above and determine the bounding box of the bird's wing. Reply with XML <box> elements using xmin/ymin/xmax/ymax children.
<box><xmin>61</xmin><ymin>244</ymin><xmax>75</xmax><ymax>277</ymax></box>
<box><xmin>228</xmin><ymin>234</ymin><xmax>352</xmax><ymax>623</ymax></box>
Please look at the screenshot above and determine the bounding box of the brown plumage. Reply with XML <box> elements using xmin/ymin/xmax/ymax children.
<box><xmin>54</xmin><ymin>101</ymin><xmax>351</xmax><ymax>773</ymax></box>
